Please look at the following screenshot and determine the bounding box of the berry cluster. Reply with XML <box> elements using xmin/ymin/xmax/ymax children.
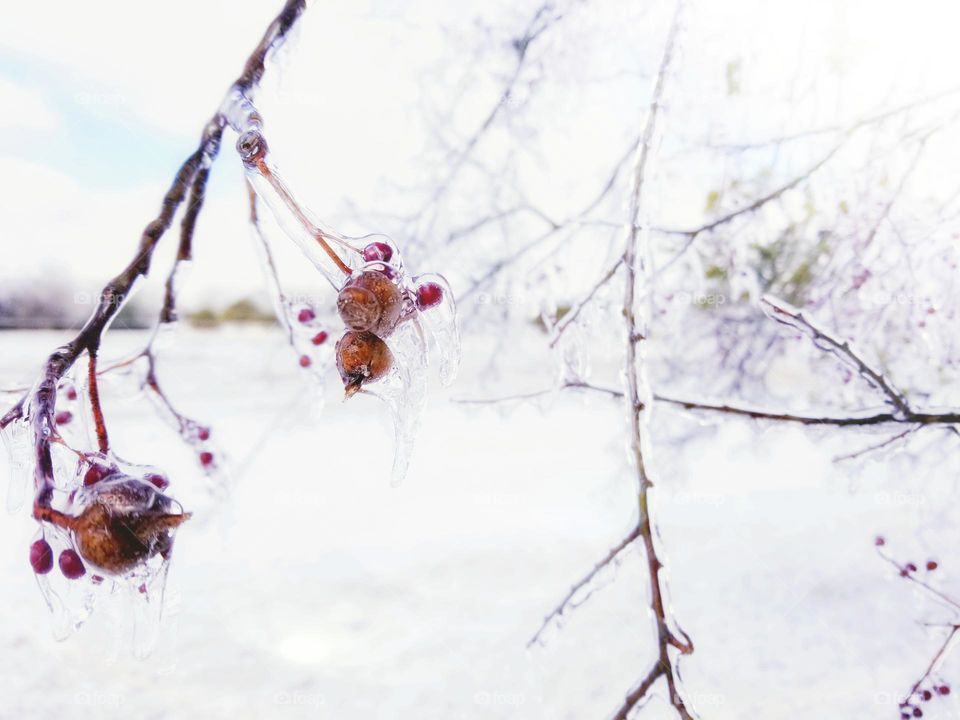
<box><xmin>334</xmin><ymin>241</ymin><xmax>446</xmax><ymax>397</ymax></box>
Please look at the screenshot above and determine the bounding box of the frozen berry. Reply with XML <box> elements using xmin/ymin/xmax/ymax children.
<box><xmin>29</xmin><ymin>539</ymin><xmax>54</xmax><ymax>574</ymax></box>
<box><xmin>299</xmin><ymin>355</ymin><xmax>312</xmax><ymax>368</ymax></box>
<box><xmin>874</xmin><ymin>536</ymin><xmax>886</xmax><ymax>547</ymax></box>
<box><xmin>297</xmin><ymin>307</ymin><xmax>315</xmax><ymax>323</ymax></box>
<box><xmin>199</xmin><ymin>451</ymin><xmax>214</xmax><ymax>467</ymax></box>
<box><xmin>55</xmin><ymin>410</ymin><xmax>73</xmax><ymax>425</ymax></box>
<box><xmin>938</xmin><ymin>686</ymin><xmax>951</xmax><ymax>695</ymax></box>
<box><xmin>362</xmin><ymin>241</ymin><xmax>393</xmax><ymax>263</ymax></box>
<box><xmin>311</xmin><ymin>331</ymin><xmax>329</xmax><ymax>346</ymax></box>
<box><xmin>416</xmin><ymin>282</ymin><xmax>443</xmax><ymax>310</ymax></box>
<box><xmin>906</xmin><ymin>562</ymin><xmax>918</xmax><ymax>573</ymax></box>
<box><xmin>921</xmin><ymin>690</ymin><xmax>932</xmax><ymax>701</ymax></box>
<box><xmin>336</xmin><ymin>331</ymin><xmax>393</xmax><ymax>397</ymax></box>
<box><xmin>59</xmin><ymin>549</ymin><xmax>86</xmax><ymax>579</ymax></box>
<box><xmin>927</xmin><ymin>561</ymin><xmax>938</xmax><ymax>571</ymax></box>
<box><xmin>913</xmin><ymin>708</ymin><xmax>923</xmax><ymax>717</ymax></box>
<box><xmin>66</xmin><ymin>387</ymin><xmax>78</xmax><ymax>401</ymax></box>
<box><xmin>69</xmin><ymin>476</ymin><xmax>190</xmax><ymax>574</ymax></box>
<box><xmin>197</xmin><ymin>426</ymin><xmax>211</xmax><ymax>441</ymax></box>
<box><xmin>337</xmin><ymin>270</ymin><xmax>403</xmax><ymax>337</ymax></box>
<box><xmin>83</xmin><ymin>464</ymin><xmax>111</xmax><ymax>486</ymax></box>
<box><xmin>145</xmin><ymin>473</ymin><xmax>169</xmax><ymax>490</ymax></box>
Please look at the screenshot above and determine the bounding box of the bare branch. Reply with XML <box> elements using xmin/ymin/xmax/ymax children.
<box><xmin>527</xmin><ymin>525</ymin><xmax>641</xmax><ymax>648</ymax></box>
<box><xmin>760</xmin><ymin>295</ymin><xmax>910</xmax><ymax>415</ymax></box>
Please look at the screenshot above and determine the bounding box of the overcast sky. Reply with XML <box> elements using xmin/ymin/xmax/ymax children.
<box><xmin>2</xmin><ymin>0</ymin><xmax>958</xmax><ymax>313</ymax></box>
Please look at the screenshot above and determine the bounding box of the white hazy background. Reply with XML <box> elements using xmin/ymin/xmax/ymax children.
<box><xmin>1</xmin><ymin>1</ymin><xmax>960</xmax><ymax>719</ymax></box>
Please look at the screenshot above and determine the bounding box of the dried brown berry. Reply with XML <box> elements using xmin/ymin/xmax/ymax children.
<box><xmin>337</xmin><ymin>270</ymin><xmax>403</xmax><ymax>337</ymax></box>
<box><xmin>336</xmin><ymin>330</ymin><xmax>393</xmax><ymax>397</ymax></box>
<box><xmin>68</xmin><ymin>477</ymin><xmax>190</xmax><ymax>575</ymax></box>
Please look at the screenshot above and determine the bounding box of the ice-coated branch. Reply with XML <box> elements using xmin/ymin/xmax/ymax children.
<box><xmin>615</xmin><ymin>1</ymin><xmax>695</xmax><ymax>717</ymax></box>
<box><xmin>760</xmin><ymin>295</ymin><xmax>910</xmax><ymax>415</ymax></box>
<box><xmin>527</xmin><ymin>524</ymin><xmax>641</xmax><ymax>648</ymax></box>
<box><xmin>876</xmin><ymin>544</ymin><xmax>958</xmax><ymax>715</ymax></box>
<box><xmin>0</xmin><ymin>0</ymin><xmax>308</xmax><ymax>519</ymax></box>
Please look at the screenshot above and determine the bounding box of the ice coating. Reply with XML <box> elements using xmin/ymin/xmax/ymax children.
<box><xmin>237</xmin><ymin>125</ymin><xmax>461</xmax><ymax>484</ymax></box>
<box><xmin>411</xmin><ymin>273</ymin><xmax>461</xmax><ymax>386</ymax></box>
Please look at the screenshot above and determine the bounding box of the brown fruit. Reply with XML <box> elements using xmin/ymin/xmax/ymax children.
<box><xmin>337</xmin><ymin>270</ymin><xmax>403</xmax><ymax>337</ymax></box>
<box><xmin>336</xmin><ymin>330</ymin><xmax>393</xmax><ymax>397</ymax></box>
<box><xmin>70</xmin><ymin>477</ymin><xmax>190</xmax><ymax>575</ymax></box>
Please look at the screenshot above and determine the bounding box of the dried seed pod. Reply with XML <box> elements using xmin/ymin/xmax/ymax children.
<box><xmin>337</xmin><ymin>270</ymin><xmax>403</xmax><ymax>337</ymax></box>
<box><xmin>336</xmin><ymin>330</ymin><xmax>393</xmax><ymax>397</ymax></box>
<box><xmin>39</xmin><ymin>476</ymin><xmax>191</xmax><ymax>575</ymax></box>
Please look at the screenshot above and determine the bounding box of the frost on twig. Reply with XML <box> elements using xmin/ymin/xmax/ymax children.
<box><xmin>875</xmin><ymin>541</ymin><xmax>958</xmax><ymax>717</ymax></box>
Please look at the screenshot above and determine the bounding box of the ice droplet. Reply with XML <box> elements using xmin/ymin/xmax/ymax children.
<box><xmin>1</xmin><ymin>419</ymin><xmax>32</xmax><ymax>512</ymax></box>
<box><xmin>364</xmin><ymin>317</ymin><xmax>429</xmax><ymax>487</ymax></box>
<box><xmin>412</xmin><ymin>273</ymin><xmax>461</xmax><ymax>386</ymax></box>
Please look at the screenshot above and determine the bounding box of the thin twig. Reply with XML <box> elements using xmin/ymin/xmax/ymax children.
<box><xmin>527</xmin><ymin>524</ymin><xmax>641</xmax><ymax>648</ymax></box>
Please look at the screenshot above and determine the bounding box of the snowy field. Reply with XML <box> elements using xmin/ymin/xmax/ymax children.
<box><xmin>0</xmin><ymin>328</ymin><xmax>955</xmax><ymax>719</ymax></box>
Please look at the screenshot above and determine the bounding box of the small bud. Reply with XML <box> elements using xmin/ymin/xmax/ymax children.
<box><xmin>926</xmin><ymin>560</ymin><xmax>938</xmax><ymax>571</ymax></box>
<box><xmin>197</xmin><ymin>426</ymin><xmax>211</xmax><ymax>441</ymax></box>
<box><xmin>55</xmin><ymin>410</ymin><xmax>73</xmax><ymax>425</ymax></box>
<box><xmin>299</xmin><ymin>354</ymin><xmax>312</xmax><ymax>368</ymax></box>
<box><xmin>297</xmin><ymin>307</ymin><xmax>315</xmax><ymax>324</ymax></box>
<box><xmin>59</xmin><ymin>549</ymin><xmax>86</xmax><ymax>579</ymax></box>
<box><xmin>199</xmin><ymin>451</ymin><xmax>215</xmax><ymax>468</ymax></box>
<box><xmin>362</xmin><ymin>241</ymin><xmax>393</xmax><ymax>263</ymax></box>
<box><xmin>905</xmin><ymin>562</ymin><xmax>918</xmax><ymax>573</ymax></box>
<box><xmin>66</xmin><ymin>387</ymin><xmax>78</xmax><ymax>401</ymax></box>
<box><xmin>416</xmin><ymin>282</ymin><xmax>443</xmax><ymax>310</ymax></box>
<box><xmin>311</xmin><ymin>331</ymin><xmax>329</xmax><ymax>346</ymax></box>
<box><xmin>874</xmin><ymin>535</ymin><xmax>885</xmax><ymax>547</ymax></box>
<box><xmin>29</xmin><ymin>539</ymin><xmax>54</xmax><ymax>574</ymax></box>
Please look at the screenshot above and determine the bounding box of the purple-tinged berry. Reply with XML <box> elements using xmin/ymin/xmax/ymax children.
<box><xmin>29</xmin><ymin>539</ymin><xmax>54</xmax><ymax>574</ymax></box>
<box><xmin>416</xmin><ymin>282</ymin><xmax>443</xmax><ymax>310</ymax></box>
<box><xmin>362</xmin><ymin>242</ymin><xmax>393</xmax><ymax>263</ymax></box>
<box><xmin>59</xmin><ymin>549</ymin><xmax>86</xmax><ymax>579</ymax></box>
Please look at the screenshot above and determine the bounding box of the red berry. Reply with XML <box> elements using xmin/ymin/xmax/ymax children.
<box><xmin>199</xmin><ymin>451</ymin><xmax>214</xmax><ymax>467</ymax></box>
<box><xmin>362</xmin><ymin>242</ymin><xmax>393</xmax><ymax>263</ymax></box>
<box><xmin>55</xmin><ymin>410</ymin><xmax>73</xmax><ymax>425</ymax></box>
<box><xmin>299</xmin><ymin>355</ymin><xmax>312</xmax><ymax>368</ymax></box>
<box><xmin>66</xmin><ymin>387</ymin><xmax>78</xmax><ymax>401</ymax></box>
<box><xmin>83</xmin><ymin>464</ymin><xmax>110</xmax><ymax>486</ymax></box>
<box><xmin>59</xmin><ymin>549</ymin><xmax>86</xmax><ymax>579</ymax></box>
<box><xmin>29</xmin><ymin>539</ymin><xmax>53</xmax><ymax>574</ymax></box>
<box><xmin>311</xmin><ymin>331</ymin><xmax>329</xmax><ymax>346</ymax></box>
<box><xmin>197</xmin><ymin>426</ymin><xmax>211</xmax><ymax>441</ymax></box>
<box><xmin>901</xmin><ymin>714</ymin><xmax>910</xmax><ymax>720</ymax></box>
<box><xmin>416</xmin><ymin>282</ymin><xmax>443</xmax><ymax>310</ymax></box>
<box><xmin>913</xmin><ymin>708</ymin><xmax>923</xmax><ymax>717</ymax></box>
<box><xmin>906</xmin><ymin>562</ymin><xmax>918</xmax><ymax>573</ymax></box>
<box><xmin>145</xmin><ymin>473</ymin><xmax>169</xmax><ymax>490</ymax></box>
<box><xmin>921</xmin><ymin>690</ymin><xmax>933</xmax><ymax>701</ymax></box>
<box><xmin>138</xmin><ymin>583</ymin><xmax>148</xmax><ymax>594</ymax></box>
<box><xmin>939</xmin><ymin>686</ymin><xmax>951</xmax><ymax>695</ymax></box>
<box><xmin>927</xmin><ymin>560</ymin><xmax>938</xmax><ymax>571</ymax></box>
<box><xmin>874</xmin><ymin>535</ymin><xmax>886</xmax><ymax>547</ymax></box>
<box><xmin>297</xmin><ymin>307</ymin><xmax>315</xmax><ymax>324</ymax></box>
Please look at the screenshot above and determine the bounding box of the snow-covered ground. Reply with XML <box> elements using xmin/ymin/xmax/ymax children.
<box><xmin>0</xmin><ymin>328</ymin><xmax>955</xmax><ymax>719</ymax></box>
